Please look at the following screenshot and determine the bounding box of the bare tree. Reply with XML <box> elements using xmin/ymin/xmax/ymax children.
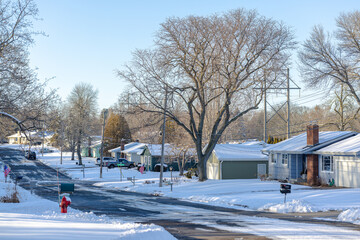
<box><xmin>299</xmin><ymin>11</ymin><xmax>360</xmax><ymax>106</ymax></box>
<box><xmin>0</xmin><ymin>0</ymin><xmax>57</xmax><ymax>133</ymax></box>
<box><xmin>67</xmin><ymin>83</ymin><xmax>98</xmax><ymax>165</ymax></box>
<box><xmin>118</xmin><ymin>9</ymin><xmax>295</xmax><ymax>181</ymax></box>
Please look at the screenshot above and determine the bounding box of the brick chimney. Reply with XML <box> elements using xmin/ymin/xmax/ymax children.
<box><xmin>307</xmin><ymin>124</ymin><xmax>319</xmax><ymax>146</ymax></box>
<box><xmin>306</xmin><ymin>124</ymin><xmax>319</xmax><ymax>185</ymax></box>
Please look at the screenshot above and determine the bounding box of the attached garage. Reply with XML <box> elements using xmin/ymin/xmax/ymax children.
<box><xmin>315</xmin><ymin>134</ymin><xmax>360</xmax><ymax>188</ymax></box>
<box><xmin>207</xmin><ymin>143</ymin><xmax>268</xmax><ymax>180</ymax></box>
<box><xmin>336</xmin><ymin>157</ymin><xmax>360</xmax><ymax>188</ymax></box>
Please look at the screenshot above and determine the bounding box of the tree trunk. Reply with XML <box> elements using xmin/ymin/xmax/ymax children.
<box><xmin>77</xmin><ymin>130</ymin><xmax>83</xmax><ymax>165</ymax></box>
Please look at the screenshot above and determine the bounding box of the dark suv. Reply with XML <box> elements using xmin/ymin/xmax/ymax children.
<box><xmin>24</xmin><ymin>150</ymin><xmax>36</xmax><ymax>160</ymax></box>
<box><xmin>106</xmin><ymin>158</ymin><xmax>135</xmax><ymax>169</ymax></box>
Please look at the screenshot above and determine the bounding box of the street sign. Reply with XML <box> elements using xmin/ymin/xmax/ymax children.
<box><xmin>117</xmin><ymin>163</ymin><xmax>125</xmax><ymax>167</ymax></box>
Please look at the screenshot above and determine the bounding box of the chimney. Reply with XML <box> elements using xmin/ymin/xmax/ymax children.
<box><xmin>307</xmin><ymin>124</ymin><xmax>319</xmax><ymax>146</ymax></box>
<box><xmin>306</xmin><ymin>124</ymin><xmax>319</xmax><ymax>186</ymax></box>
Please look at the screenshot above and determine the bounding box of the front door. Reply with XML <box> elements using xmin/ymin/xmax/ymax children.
<box><xmin>257</xmin><ymin>164</ymin><xmax>267</xmax><ymax>178</ymax></box>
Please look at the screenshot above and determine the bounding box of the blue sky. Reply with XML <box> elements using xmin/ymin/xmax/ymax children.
<box><xmin>29</xmin><ymin>0</ymin><xmax>360</xmax><ymax>109</ymax></box>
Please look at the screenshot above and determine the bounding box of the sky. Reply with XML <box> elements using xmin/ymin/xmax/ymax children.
<box><xmin>28</xmin><ymin>0</ymin><xmax>360</xmax><ymax>110</ymax></box>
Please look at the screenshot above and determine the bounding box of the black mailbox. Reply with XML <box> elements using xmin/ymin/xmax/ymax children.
<box><xmin>280</xmin><ymin>184</ymin><xmax>291</xmax><ymax>194</ymax></box>
<box><xmin>60</xmin><ymin>183</ymin><xmax>75</xmax><ymax>193</ymax></box>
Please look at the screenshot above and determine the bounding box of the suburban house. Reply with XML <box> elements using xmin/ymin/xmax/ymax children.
<box><xmin>7</xmin><ymin>131</ymin><xmax>53</xmax><ymax>145</ymax></box>
<box><xmin>108</xmin><ymin>142</ymin><xmax>142</xmax><ymax>160</ymax></box>
<box><xmin>313</xmin><ymin>134</ymin><xmax>360</xmax><ymax>188</ymax></box>
<box><xmin>207</xmin><ymin>142</ymin><xmax>268</xmax><ymax>180</ymax></box>
<box><xmin>262</xmin><ymin>124</ymin><xmax>356</xmax><ymax>185</ymax></box>
<box><xmin>121</xmin><ymin>143</ymin><xmax>147</xmax><ymax>165</ymax></box>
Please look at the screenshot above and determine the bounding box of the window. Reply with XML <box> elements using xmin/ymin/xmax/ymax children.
<box><xmin>270</xmin><ymin>154</ymin><xmax>275</xmax><ymax>163</ymax></box>
<box><xmin>322</xmin><ymin>155</ymin><xmax>333</xmax><ymax>172</ymax></box>
<box><xmin>281</xmin><ymin>154</ymin><xmax>288</xmax><ymax>165</ymax></box>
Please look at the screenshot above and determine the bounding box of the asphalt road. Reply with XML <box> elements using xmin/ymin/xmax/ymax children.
<box><xmin>1</xmin><ymin>147</ymin><xmax>360</xmax><ymax>240</ymax></box>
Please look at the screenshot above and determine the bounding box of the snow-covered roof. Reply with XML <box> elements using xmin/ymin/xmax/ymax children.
<box><xmin>108</xmin><ymin>142</ymin><xmax>142</xmax><ymax>153</ymax></box>
<box><xmin>122</xmin><ymin>143</ymin><xmax>147</xmax><ymax>155</ymax></box>
<box><xmin>7</xmin><ymin>131</ymin><xmax>54</xmax><ymax>139</ymax></box>
<box><xmin>90</xmin><ymin>141</ymin><xmax>102</xmax><ymax>148</ymax></box>
<box><xmin>263</xmin><ymin>131</ymin><xmax>356</xmax><ymax>154</ymax></box>
<box><xmin>146</xmin><ymin>144</ymin><xmax>174</xmax><ymax>156</ymax></box>
<box><xmin>213</xmin><ymin>143</ymin><xmax>268</xmax><ymax>161</ymax></box>
<box><xmin>313</xmin><ymin>133</ymin><xmax>360</xmax><ymax>155</ymax></box>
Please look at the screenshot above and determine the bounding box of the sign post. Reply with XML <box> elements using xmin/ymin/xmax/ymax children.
<box><xmin>118</xmin><ymin>163</ymin><xmax>125</xmax><ymax>181</ymax></box>
<box><xmin>280</xmin><ymin>184</ymin><xmax>291</xmax><ymax>203</ymax></box>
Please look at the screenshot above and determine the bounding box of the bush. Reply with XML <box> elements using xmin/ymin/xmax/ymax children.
<box><xmin>185</xmin><ymin>168</ymin><xmax>198</xmax><ymax>179</ymax></box>
<box><xmin>0</xmin><ymin>189</ymin><xmax>20</xmax><ymax>203</ymax></box>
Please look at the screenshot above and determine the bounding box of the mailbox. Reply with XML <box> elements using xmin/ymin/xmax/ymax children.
<box><xmin>280</xmin><ymin>184</ymin><xmax>291</xmax><ymax>194</ymax></box>
<box><xmin>60</xmin><ymin>183</ymin><xmax>75</xmax><ymax>193</ymax></box>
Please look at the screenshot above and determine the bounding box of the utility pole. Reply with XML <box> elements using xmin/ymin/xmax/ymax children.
<box><xmin>159</xmin><ymin>88</ymin><xmax>168</xmax><ymax>187</ymax></box>
<box><xmin>100</xmin><ymin>109</ymin><xmax>108</xmax><ymax>179</ymax></box>
<box><xmin>263</xmin><ymin>81</ymin><xmax>267</xmax><ymax>142</ymax></box>
<box><xmin>287</xmin><ymin>68</ymin><xmax>290</xmax><ymax>139</ymax></box>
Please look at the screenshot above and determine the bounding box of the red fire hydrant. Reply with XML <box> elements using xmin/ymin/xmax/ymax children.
<box><xmin>60</xmin><ymin>195</ymin><xmax>71</xmax><ymax>213</ymax></box>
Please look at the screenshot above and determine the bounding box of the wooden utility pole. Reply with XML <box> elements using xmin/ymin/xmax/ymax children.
<box><xmin>100</xmin><ymin>109</ymin><xmax>108</xmax><ymax>179</ymax></box>
<box><xmin>159</xmin><ymin>88</ymin><xmax>168</xmax><ymax>187</ymax></box>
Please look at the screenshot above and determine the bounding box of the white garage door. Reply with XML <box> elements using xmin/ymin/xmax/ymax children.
<box><xmin>207</xmin><ymin>163</ymin><xmax>219</xmax><ymax>180</ymax></box>
<box><xmin>337</xmin><ymin>159</ymin><xmax>360</xmax><ymax>188</ymax></box>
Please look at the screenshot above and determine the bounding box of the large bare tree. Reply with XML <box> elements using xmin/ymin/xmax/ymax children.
<box><xmin>299</xmin><ymin>11</ymin><xmax>360</xmax><ymax>106</ymax></box>
<box><xmin>67</xmin><ymin>83</ymin><xmax>98</xmax><ymax>165</ymax></box>
<box><xmin>118</xmin><ymin>9</ymin><xmax>295</xmax><ymax>181</ymax></box>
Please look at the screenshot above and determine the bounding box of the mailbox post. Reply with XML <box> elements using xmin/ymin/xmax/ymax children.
<box><xmin>280</xmin><ymin>184</ymin><xmax>291</xmax><ymax>203</ymax></box>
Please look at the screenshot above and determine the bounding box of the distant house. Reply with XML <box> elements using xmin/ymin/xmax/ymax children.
<box><xmin>121</xmin><ymin>143</ymin><xmax>147</xmax><ymax>165</ymax></box>
<box><xmin>7</xmin><ymin>131</ymin><xmax>53</xmax><ymax>145</ymax></box>
<box><xmin>313</xmin><ymin>134</ymin><xmax>360</xmax><ymax>188</ymax></box>
<box><xmin>108</xmin><ymin>142</ymin><xmax>142</xmax><ymax>160</ymax></box>
<box><xmin>207</xmin><ymin>142</ymin><xmax>268</xmax><ymax>180</ymax></box>
<box><xmin>262</xmin><ymin>125</ymin><xmax>356</xmax><ymax>185</ymax></box>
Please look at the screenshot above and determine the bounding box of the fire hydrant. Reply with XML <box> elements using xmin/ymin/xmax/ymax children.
<box><xmin>60</xmin><ymin>195</ymin><xmax>71</xmax><ymax>213</ymax></box>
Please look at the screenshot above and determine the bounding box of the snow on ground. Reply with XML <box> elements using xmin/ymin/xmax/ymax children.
<box><xmin>2</xmin><ymin>144</ymin><xmax>360</xmax><ymax>227</ymax></box>
<box><xmin>0</xmin><ymin>182</ymin><xmax>174</xmax><ymax>240</ymax></box>
<box><xmin>0</xmin><ymin>145</ymin><xmax>175</xmax><ymax>240</ymax></box>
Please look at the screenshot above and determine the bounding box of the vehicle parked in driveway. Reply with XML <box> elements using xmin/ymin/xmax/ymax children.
<box><xmin>24</xmin><ymin>150</ymin><xmax>36</xmax><ymax>160</ymax></box>
<box><xmin>105</xmin><ymin>158</ymin><xmax>135</xmax><ymax>169</ymax></box>
<box><xmin>40</xmin><ymin>148</ymin><xmax>54</xmax><ymax>153</ymax></box>
<box><xmin>154</xmin><ymin>163</ymin><xmax>168</xmax><ymax>172</ymax></box>
<box><xmin>96</xmin><ymin>157</ymin><xmax>115</xmax><ymax>166</ymax></box>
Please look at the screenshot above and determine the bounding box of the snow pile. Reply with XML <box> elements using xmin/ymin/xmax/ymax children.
<box><xmin>259</xmin><ymin>199</ymin><xmax>314</xmax><ymax>213</ymax></box>
<box><xmin>338</xmin><ymin>208</ymin><xmax>360</xmax><ymax>225</ymax></box>
<box><xmin>0</xmin><ymin>181</ymin><xmax>174</xmax><ymax>240</ymax></box>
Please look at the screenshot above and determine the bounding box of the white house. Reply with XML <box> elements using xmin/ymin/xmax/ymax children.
<box><xmin>314</xmin><ymin>133</ymin><xmax>360</xmax><ymax>188</ymax></box>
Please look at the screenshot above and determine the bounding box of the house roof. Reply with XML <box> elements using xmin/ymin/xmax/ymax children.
<box><xmin>108</xmin><ymin>142</ymin><xmax>142</xmax><ymax>153</ymax></box>
<box><xmin>145</xmin><ymin>144</ymin><xmax>175</xmax><ymax>157</ymax></box>
<box><xmin>213</xmin><ymin>143</ymin><xmax>268</xmax><ymax>161</ymax></box>
<box><xmin>7</xmin><ymin>131</ymin><xmax>54</xmax><ymax>139</ymax></box>
<box><xmin>313</xmin><ymin>133</ymin><xmax>360</xmax><ymax>156</ymax></box>
<box><xmin>122</xmin><ymin>143</ymin><xmax>147</xmax><ymax>155</ymax></box>
<box><xmin>262</xmin><ymin>131</ymin><xmax>356</xmax><ymax>154</ymax></box>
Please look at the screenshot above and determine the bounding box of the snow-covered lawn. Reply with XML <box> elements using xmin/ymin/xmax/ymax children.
<box><xmin>0</xmin><ymin>182</ymin><xmax>174</xmax><ymax>240</ymax></box>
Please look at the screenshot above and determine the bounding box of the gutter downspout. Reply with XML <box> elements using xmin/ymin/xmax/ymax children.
<box><xmin>220</xmin><ymin>161</ymin><xmax>223</xmax><ymax>180</ymax></box>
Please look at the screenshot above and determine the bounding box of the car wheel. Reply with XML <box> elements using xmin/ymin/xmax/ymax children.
<box><xmin>108</xmin><ymin>164</ymin><xmax>115</xmax><ymax>169</ymax></box>
<box><xmin>129</xmin><ymin>164</ymin><xmax>134</xmax><ymax>168</ymax></box>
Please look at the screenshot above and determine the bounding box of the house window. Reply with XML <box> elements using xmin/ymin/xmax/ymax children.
<box><xmin>322</xmin><ymin>155</ymin><xmax>333</xmax><ymax>172</ymax></box>
<box><xmin>282</xmin><ymin>154</ymin><xmax>288</xmax><ymax>165</ymax></box>
<box><xmin>270</xmin><ymin>154</ymin><xmax>276</xmax><ymax>163</ymax></box>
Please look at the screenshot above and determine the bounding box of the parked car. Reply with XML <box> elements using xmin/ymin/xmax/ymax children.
<box><xmin>96</xmin><ymin>157</ymin><xmax>115</xmax><ymax>166</ymax></box>
<box><xmin>108</xmin><ymin>158</ymin><xmax>135</xmax><ymax>169</ymax></box>
<box><xmin>154</xmin><ymin>163</ymin><xmax>168</xmax><ymax>172</ymax></box>
<box><xmin>40</xmin><ymin>148</ymin><xmax>54</xmax><ymax>153</ymax></box>
<box><xmin>24</xmin><ymin>150</ymin><xmax>36</xmax><ymax>160</ymax></box>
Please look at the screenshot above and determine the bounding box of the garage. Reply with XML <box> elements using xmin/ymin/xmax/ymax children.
<box><xmin>206</xmin><ymin>142</ymin><xmax>268</xmax><ymax>180</ymax></box>
<box><xmin>336</xmin><ymin>157</ymin><xmax>360</xmax><ymax>188</ymax></box>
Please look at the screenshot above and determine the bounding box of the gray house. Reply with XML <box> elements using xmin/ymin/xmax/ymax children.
<box><xmin>207</xmin><ymin>142</ymin><xmax>268</xmax><ymax>180</ymax></box>
<box><xmin>313</xmin><ymin>134</ymin><xmax>360</xmax><ymax>188</ymax></box>
<box><xmin>262</xmin><ymin>125</ymin><xmax>356</xmax><ymax>185</ymax></box>
<box><xmin>108</xmin><ymin>142</ymin><xmax>142</xmax><ymax>159</ymax></box>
